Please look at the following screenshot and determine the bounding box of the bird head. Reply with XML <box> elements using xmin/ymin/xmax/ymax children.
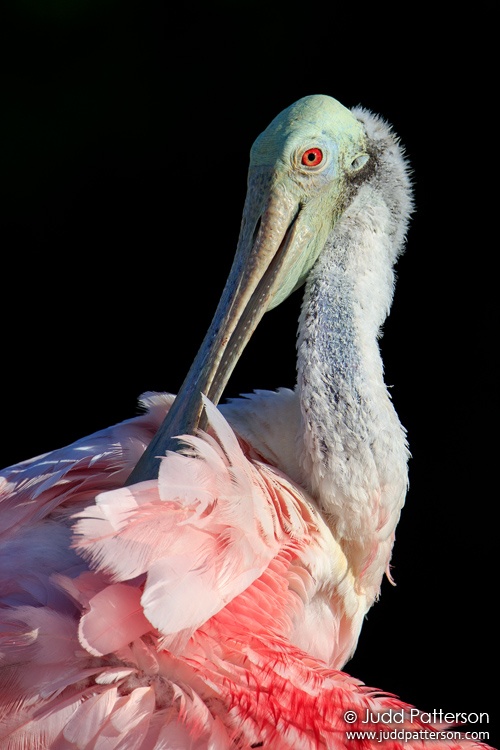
<box><xmin>239</xmin><ymin>95</ymin><xmax>371</xmax><ymax>310</ymax></box>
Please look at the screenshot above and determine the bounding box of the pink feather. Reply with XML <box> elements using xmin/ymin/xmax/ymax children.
<box><xmin>0</xmin><ymin>397</ymin><xmax>491</xmax><ymax>748</ymax></box>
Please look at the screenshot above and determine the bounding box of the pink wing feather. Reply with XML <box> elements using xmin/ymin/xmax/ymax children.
<box><xmin>73</xmin><ymin>397</ymin><xmax>294</xmax><ymax>651</ymax></box>
<box><xmin>0</xmin><ymin>396</ymin><xmax>490</xmax><ymax>749</ymax></box>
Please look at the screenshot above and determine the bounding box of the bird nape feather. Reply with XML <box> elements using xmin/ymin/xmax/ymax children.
<box><xmin>0</xmin><ymin>95</ymin><xmax>490</xmax><ymax>749</ymax></box>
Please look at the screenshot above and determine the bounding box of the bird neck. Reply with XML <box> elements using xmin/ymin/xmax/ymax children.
<box><xmin>296</xmin><ymin>125</ymin><xmax>412</xmax><ymax>600</ymax></box>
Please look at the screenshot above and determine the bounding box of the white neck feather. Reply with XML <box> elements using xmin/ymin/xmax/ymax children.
<box><xmin>297</xmin><ymin>108</ymin><xmax>413</xmax><ymax>601</ymax></box>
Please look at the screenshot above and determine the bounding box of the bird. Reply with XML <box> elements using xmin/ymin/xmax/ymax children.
<box><xmin>0</xmin><ymin>95</ymin><xmax>489</xmax><ymax>749</ymax></box>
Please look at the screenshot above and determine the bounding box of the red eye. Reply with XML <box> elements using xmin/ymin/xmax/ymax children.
<box><xmin>301</xmin><ymin>148</ymin><xmax>323</xmax><ymax>167</ymax></box>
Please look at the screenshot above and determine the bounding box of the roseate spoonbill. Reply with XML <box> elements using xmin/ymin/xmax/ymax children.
<box><xmin>0</xmin><ymin>95</ymin><xmax>488</xmax><ymax>749</ymax></box>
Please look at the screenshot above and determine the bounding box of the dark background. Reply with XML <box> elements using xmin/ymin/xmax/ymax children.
<box><xmin>0</xmin><ymin>1</ymin><xmax>496</xmax><ymax>745</ymax></box>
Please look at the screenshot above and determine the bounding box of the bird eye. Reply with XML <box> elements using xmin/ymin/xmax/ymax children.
<box><xmin>301</xmin><ymin>148</ymin><xmax>323</xmax><ymax>167</ymax></box>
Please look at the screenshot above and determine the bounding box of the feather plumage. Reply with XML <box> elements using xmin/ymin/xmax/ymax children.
<box><xmin>0</xmin><ymin>399</ymin><xmax>490</xmax><ymax>748</ymax></box>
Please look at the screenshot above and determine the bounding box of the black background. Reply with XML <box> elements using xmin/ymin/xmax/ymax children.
<box><xmin>0</xmin><ymin>1</ymin><xmax>496</xmax><ymax>745</ymax></box>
